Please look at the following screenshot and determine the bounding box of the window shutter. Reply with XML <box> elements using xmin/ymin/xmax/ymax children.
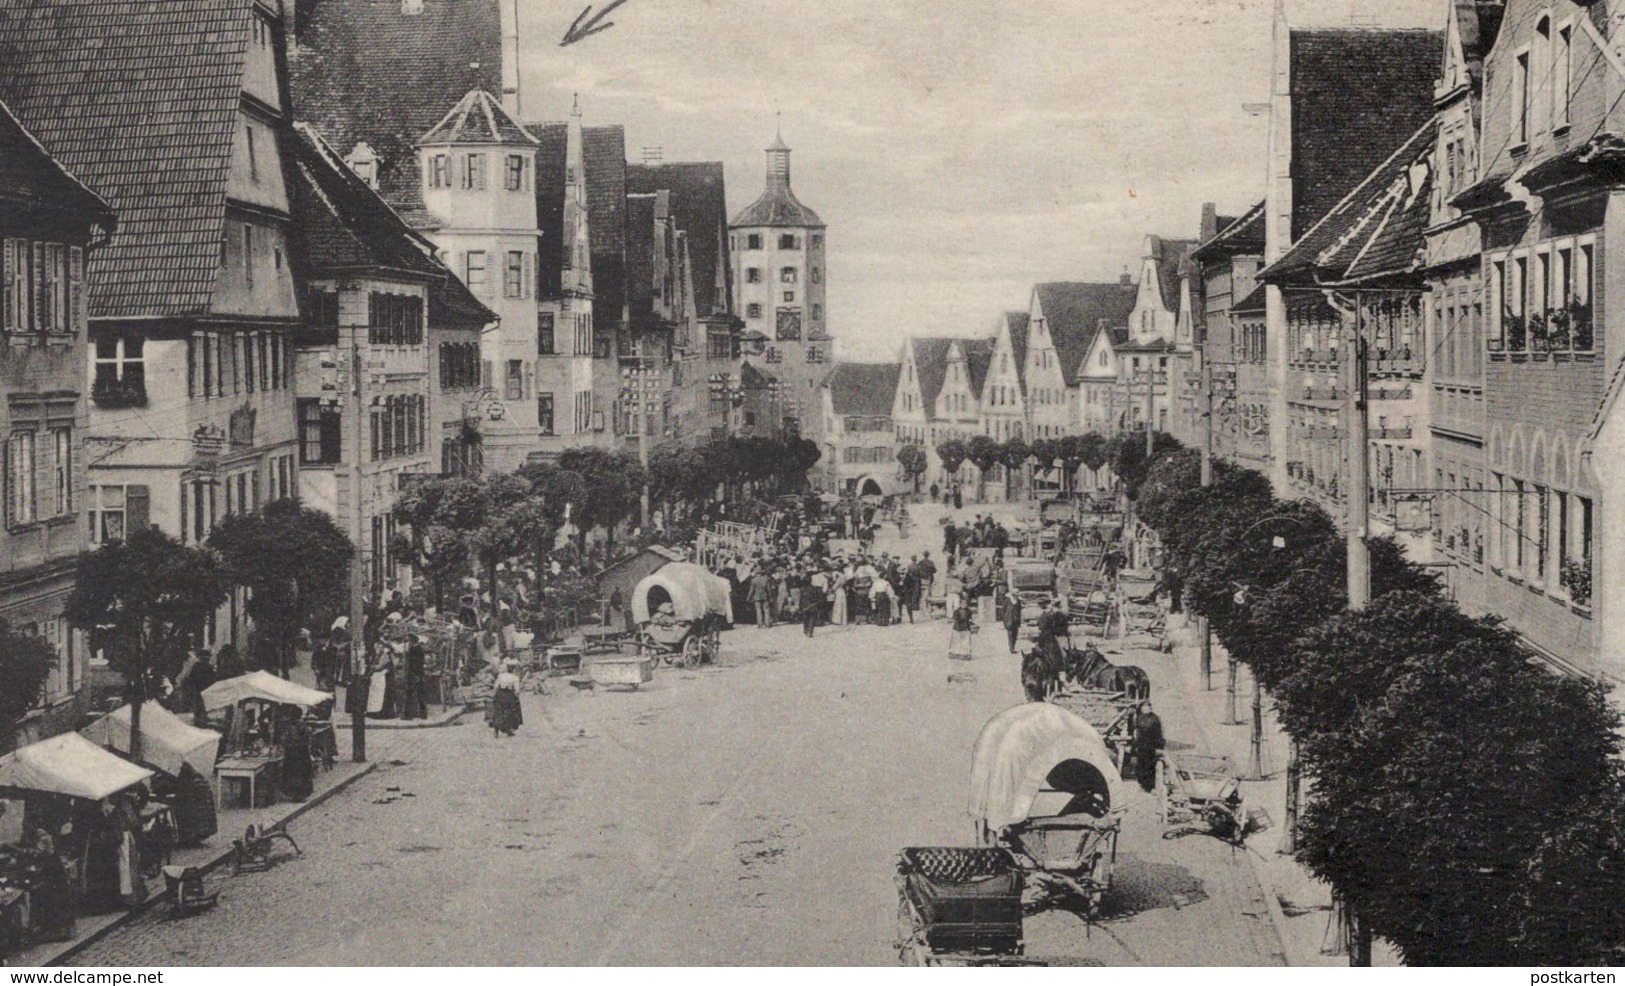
<box><xmin>482</xmin><ymin>359</ymin><xmax>492</xmax><ymax>389</ymax></box>
<box><xmin>67</xmin><ymin>245</ymin><xmax>83</xmax><ymax>332</ymax></box>
<box><xmin>522</xmin><ymin>252</ymin><xmax>532</xmax><ymax>299</ymax></box>
<box><xmin>127</xmin><ymin>485</ymin><xmax>150</xmax><ymax>532</ymax></box>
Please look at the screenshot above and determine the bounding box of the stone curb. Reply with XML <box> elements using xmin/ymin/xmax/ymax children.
<box><xmin>32</xmin><ymin>760</ymin><xmax>379</xmax><ymax>967</ymax></box>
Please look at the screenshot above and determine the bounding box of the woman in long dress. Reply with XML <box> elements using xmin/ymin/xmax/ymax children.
<box><xmin>487</xmin><ymin>662</ymin><xmax>523</xmax><ymax>737</ymax></box>
<box><xmin>948</xmin><ymin>601</ymin><xmax>977</xmax><ymax>661</ymax></box>
<box><xmin>831</xmin><ymin>566</ymin><xmax>849</xmax><ymax>625</ymax></box>
<box><xmin>280</xmin><ymin>712</ymin><xmax>314</xmax><ymax>801</ymax></box>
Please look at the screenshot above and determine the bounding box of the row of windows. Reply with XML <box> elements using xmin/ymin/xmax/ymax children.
<box><xmin>371</xmin><ymin>395</ymin><xmax>427</xmax><ymax>461</ymax></box>
<box><xmin>369</xmin><ymin>291</ymin><xmax>425</xmax><ymax>346</ymax></box>
<box><xmin>219</xmin><ymin>221</ymin><xmax>283</xmax><ymax>288</ymax></box>
<box><xmin>1488</xmin><ymin>238</ymin><xmax>1596</xmax><ymax>353</ymax></box>
<box><xmin>185</xmin><ymin>329</ymin><xmax>288</xmax><ymax>399</ymax></box>
<box><xmin>463</xmin><ymin>250</ymin><xmax>534</xmax><ymax>301</ymax></box>
<box><xmin>538</xmin><ymin>311</ymin><xmax>594</xmax><ymax>356</ymax></box>
<box><xmin>175</xmin><ymin>455</ymin><xmax>295</xmax><ymax>546</ymax></box>
<box><xmin>843</xmin><ymin>415</ymin><xmax>892</xmax><ymax>434</ymax></box>
<box><xmin>426</xmin><ymin>152</ymin><xmax>531</xmax><ymax>193</ymax></box>
<box><xmin>743</xmin><ymin>267</ymin><xmax>821</xmax><ymax>285</ymax></box>
<box><xmin>1</xmin><ymin>240</ymin><xmax>84</xmax><ymax>336</ymax></box>
<box><xmin>439</xmin><ymin>342</ymin><xmax>480</xmax><ymax>390</ymax></box>
<box><xmin>986</xmin><ymin>383</ymin><xmax>1019</xmax><ymax>408</ymax></box>
<box><xmin>842</xmin><ymin>445</ymin><xmax>892</xmax><ymax>465</ymax></box>
<box><xmin>5</xmin><ymin>427</ymin><xmax>72</xmax><ymax>529</ymax></box>
<box><xmin>743</xmin><ymin>303</ymin><xmax>822</xmax><ymax>325</ymax></box>
<box><xmin>734</xmin><ymin>233</ymin><xmax>823</xmax><ymax>252</ymax></box>
<box><xmin>1490</xmin><ymin>473</ymin><xmax>1591</xmax><ymax>601</ymax></box>
<box><xmin>1512</xmin><ymin>15</ymin><xmax>1574</xmax><ymax>148</ymax></box>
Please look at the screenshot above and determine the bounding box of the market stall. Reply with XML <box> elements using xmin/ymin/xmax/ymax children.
<box><xmin>0</xmin><ymin>734</ymin><xmax>158</xmax><ymax>935</ymax></box>
<box><xmin>80</xmin><ymin>704</ymin><xmax>221</xmax><ymax>847</ymax></box>
<box><xmin>201</xmin><ymin>673</ymin><xmax>333</xmax><ymax>808</ymax></box>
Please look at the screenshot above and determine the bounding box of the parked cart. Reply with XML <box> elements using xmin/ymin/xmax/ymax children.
<box><xmin>893</xmin><ymin>847</ymin><xmax>1038</xmax><ymax>966</ymax></box>
<box><xmin>631</xmin><ymin>563</ymin><xmax>734</xmax><ymax>670</ymax></box>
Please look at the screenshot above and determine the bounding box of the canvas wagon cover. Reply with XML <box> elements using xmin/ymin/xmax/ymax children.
<box><xmin>968</xmin><ymin>703</ymin><xmax>1126</xmax><ymax>831</ymax></box>
<box><xmin>202</xmin><ymin>671</ymin><xmax>331</xmax><ymax>712</ymax></box>
<box><xmin>82</xmin><ymin>703</ymin><xmax>221</xmax><ymax>779</ymax></box>
<box><xmin>631</xmin><ymin>562</ymin><xmax>734</xmax><ymax>624</ymax></box>
<box><xmin>0</xmin><ymin>733</ymin><xmax>153</xmax><ymax>801</ymax></box>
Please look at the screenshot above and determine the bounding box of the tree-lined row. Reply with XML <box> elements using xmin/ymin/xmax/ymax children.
<box><xmin>1134</xmin><ymin>444</ymin><xmax>1625</xmax><ymax>966</ymax></box>
<box><xmin>906</xmin><ymin>432</ymin><xmax>1180</xmax><ymax>498</ymax></box>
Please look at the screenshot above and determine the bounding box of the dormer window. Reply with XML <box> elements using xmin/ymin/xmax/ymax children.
<box><xmin>429</xmin><ymin>154</ymin><xmax>449</xmax><ymax>189</ymax></box>
<box><xmin>505</xmin><ymin>154</ymin><xmax>528</xmax><ymax>191</ymax></box>
<box><xmin>1556</xmin><ymin>22</ymin><xmax>1573</xmax><ymax>130</ymax></box>
<box><xmin>464</xmin><ymin>153</ymin><xmax>487</xmax><ymax>191</ymax></box>
<box><xmin>346</xmin><ymin>141</ymin><xmax>380</xmax><ymax>190</ymax></box>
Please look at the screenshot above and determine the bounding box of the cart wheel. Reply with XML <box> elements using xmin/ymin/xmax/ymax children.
<box><xmin>680</xmin><ymin>634</ymin><xmax>702</xmax><ymax>669</ymax></box>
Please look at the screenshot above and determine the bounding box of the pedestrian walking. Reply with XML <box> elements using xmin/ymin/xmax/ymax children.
<box><xmin>1132</xmin><ymin>700</ymin><xmax>1165</xmax><ymax>793</ymax></box>
<box><xmin>800</xmin><ymin>576</ymin><xmax>821</xmax><ymax>637</ymax></box>
<box><xmin>871</xmin><ymin>573</ymin><xmax>896</xmax><ymax>625</ymax></box>
<box><xmin>930</xmin><ymin>481</ymin><xmax>940</xmax><ymax>503</ymax></box>
<box><xmin>943</xmin><ymin>520</ymin><xmax>958</xmax><ymax>561</ymax></box>
<box><xmin>1003</xmin><ymin>595</ymin><xmax>1024</xmax><ymax>654</ymax></box>
<box><xmin>401</xmin><ymin>633</ymin><xmax>428</xmax><ymax>720</ymax></box>
<box><xmin>953</xmin><ymin>483</ymin><xmax>963</xmax><ymax>510</ymax></box>
<box><xmin>917</xmin><ymin>551</ymin><xmax>937</xmax><ymax>603</ymax></box>
<box><xmin>899</xmin><ymin>565</ymin><xmax>920</xmax><ymax>624</ymax></box>
<box><xmin>488</xmin><ymin>660</ymin><xmax>523</xmax><ymax>738</ymax></box>
<box><xmin>948</xmin><ymin>599</ymin><xmax>977</xmax><ymax>661</ymax></box>
<box><xmin>749</xmin><ymin>569</ymin><xmax>773</xmax><ymax>628</ymax></box>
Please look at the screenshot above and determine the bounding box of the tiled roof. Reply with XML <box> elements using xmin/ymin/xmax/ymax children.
<box><xmin>732</xmin><ymin>184</ymin><xmax>825</xmax><ymax>228</ymax></box>
<box><xmin>430</xmin><ymin>268</ymin><xmax>495</xmax><ymax>329</ymax></box>
<box><xmin>1004</xmin><ymin>311</ymin><xmax>1031</xmax><ymax>393</ymax></box>
<box><xmin>1152</xmin><ymin>238</ymin><xmax>1197</xmax><ymax>311</ymax></box>
<box><xmin>291</xmin><ymin>0</ymin><xmax>503</xmax><ymax>227</ymax></box>
<box><xmin>0</xmin><ymin>0</ymin><xmax>251</xmax><ymax>319</ymax></box>
<box><xmin>1262</xmin><ymin>118</ymin><xmax>1435</xmax><ymax>285</ymax></box>
<box><xmin>290</xmin><ymin>123</ymin><xmax>445</xmax><ymax>279</ymax></box>
<box><xmin>1289</xmin><ymin>29</ymin><xmax>1442</xmax><ymax>241</ymax></box>
<box><xmin>963</xmin><ymin>338</ymin><xmax>995</xmax><ymax>398</ymax></box>
<box><xmin>527</xmin><ymin>122</ymin><xmax>570</xmax><ymax>301</ymax></box>
<box><xmin>0</xmin><ymin>97</ymin><xmax>113</xmax><ymax>227</ymax></box>
<box><xmin>627</xmin><ymin>162</ymin><xmax>730</xmax><ymax>318</ymax></box>
<box><xmin>1192</xmin><ymin>201</ymin><xmax>1266</xmax><ymax>262</ymax></box>
<box><xmin>419</xmin><ymin>89</ymin><xmax>536</xmax><ymax>147</ymax></box>
<box><xmin>1034</xmin><ymin>282</ymin><xmax>1139</xmax><ymax>387</ymax></box>
<box><xmin>909</xmin><ymin>337</ymin><xmax>955</xmax><ymax>412</ymax></box>
<box><xmin>1232</xmin><ymin>282</ymin><xmax>1268</xmax><ymax>315</ymax></box>
<box><xmin>584</xmin><ymin>125</ymin><xmax>627</xmax><ymax>332</ymax></box>
<box><xmin>826</xmin><ymin>362</ymin><xmax>901</xmax><ymax>416</ymax></box>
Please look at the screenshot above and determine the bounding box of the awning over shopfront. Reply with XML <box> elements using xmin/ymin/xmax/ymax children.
<box><xmin>0</xmin><ymin>733</ymin><xmax>154</xmax><ymax>801</ymax></box>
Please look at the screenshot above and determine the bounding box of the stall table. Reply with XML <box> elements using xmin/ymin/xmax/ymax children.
<box><xmin>215</xmin><ymin>757</ymin><xmax>281</xmax><ymax>811</ymax></box>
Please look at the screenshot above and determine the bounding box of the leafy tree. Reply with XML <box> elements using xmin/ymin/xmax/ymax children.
<box><xmin>558</xmin><ymin>447</ymin><xmax>644</xmax><ymax>550</ymax></box>
<box><xmin>999</xmin><ymin>438</ymin><xmax>1031</xmax><ymax>499</ymax></box>
<box><xmin>66</xmin><ymin>527</ymin><xmax>228</xmax><ymax>761</ymax></box>
<box><xmin>463</xmin><ymin>473</ymin><xmax>536</xmax><ymax>630</ymax></box>
<box><xmin>0</xmin><ymin>618</ymin><xmax>53</xmax><ymax>750</ymax></box>
<box><xmin>395</xmin><ymin>476</ymin><xmax>486</xmax><ymax>610</ymax></box>
<box><xmin>966</xmin><ymin>435</ymin><xmax>1002</xmax><ymax>500</ymax></box>
<box><xmin>896</xmin><ymin>444</ymin><xmax>928</xmax><ymax>492</ymax></box>
<box><xmin>210</xmin><ymin>499</ymin><xmax>353</xmax><ymax>675</ymax></box>
<box><xmin>937</xmin><ymin>438</ymin><xmax>968</xmax><ymax>485</ymax></box>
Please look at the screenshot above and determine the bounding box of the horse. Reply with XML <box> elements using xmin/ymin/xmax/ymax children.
<box><xmin>1066</xmin><ymin>644</ymin><xmax>1152</xmax><ymax>702</ymax></box>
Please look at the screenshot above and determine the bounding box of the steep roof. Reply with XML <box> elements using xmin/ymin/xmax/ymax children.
<box><xmin>430</xmin><ymin>268</ymin><xmax>496</xmax><ymax>330</ymax></box>
<box><xmin>292</xmin><ymin>0</ymin><xmax>503</xmax><ymax>227</ymax></box>
<box><xmin>1192</xmin><ymin>201</ymin><xmax>1266</xmax><ymax>262</ymax></box>
<box><xmin>909</xmin><ymin>337</ymin><xmax>956</xmax><ymax>412</ymax></box>
<box><xmin>1034</xmin><ymin>282</ymin><xmax>1140</xmax><ymax>387</ymax></box>
<box><xmin>1151</xmin><ymin>238</ymin><xmax>1197</xmax><ymax>311</ymax></box>
<box><xmin>624</xmin><ymin>192</ymin><xmax>657</xmax><ymax>327</ymax></box>
<box><xmin>527</xmin><ymin>122</ymin><xmax>570</xmax><ymax>301</ymax></box>
<box><xmin>1004</xmin><ymin>311</ymin><xmax>1031</xmax><ymax>393</ymax></box>
<box><xmin>290</xmin><ymin>123</ymin><xmax>444</xmax><ymax>279</ymax></box>
<box><xmin>420</xmin><ymin>89</ymin><xmax>535</xmax><ymax>147</ymax></box>
<box><xmin>584</xmin><ymin>125</ymin><xmax>627</xmax><ymax>332</ymax></box>
<box><xmin>0</xmin><ymin>97</ymin><xmax>113</xmax><ymax>228</ymax></box>
<box><xmin>826</xmin><ymin>362</ymin><xmax>901</xmax><ymax>416</ymax></box>
<box><xmin>0</xmin><ymin>0</ymin><xmax>251</xmax><ymax>318</ymax></box>
<box><xmin>963</xmin><ymin>338</ymin><xmax>995</xmax><ymax>398</ymax></box>
<box><xmin>1262</xmin><ymin>118</ymin><xmax>1436</xmax><ymax>285</ymax></box>
<box><xmin>1289</xmin><ymin>28</ymin><xmax>1443</xmax><ymax>241</ymax></box>
<box><xmin>627</xmin><ymin>162</ymin><xmax>730</xmax><ymax>318</ymax></box>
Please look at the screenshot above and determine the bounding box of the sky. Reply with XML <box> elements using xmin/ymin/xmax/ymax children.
<box><xmin>513</xmin><ymin>0</ymin><xmax>1445</xmax><ymax>361</ymax></box>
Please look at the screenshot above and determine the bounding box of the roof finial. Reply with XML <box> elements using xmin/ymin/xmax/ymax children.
<box><xmin>572</xmin><ymin>92</ymin><xmax>581</xmax><ymax>117</ymax></box>
<box><xmin>775</xmin><ymin>110</ymin><xmax>782</xmax><ymax>142</ymax></box>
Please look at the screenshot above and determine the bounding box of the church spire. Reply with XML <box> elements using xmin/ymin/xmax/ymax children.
<box><xmin>767</xmin><ymin>114</ymin><xmax>792</xmax><ymax>190</ymax></box>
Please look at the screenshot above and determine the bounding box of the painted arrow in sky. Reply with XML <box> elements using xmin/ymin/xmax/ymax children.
<box><xmin>560</xmin><ymin>0</ymin><xmax>632</xmax><ymax>46</ymax></box>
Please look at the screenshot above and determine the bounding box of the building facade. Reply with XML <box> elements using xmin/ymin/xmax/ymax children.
<box><xmin>818</xmin><ymin>362</ymin><xmax>901</xmax><ymax>496</ymax></box>
<box><xmin>730</xmin><ymin>133</ymin><xmax>829</xmax><ymax>438</ymax></box>
<box><xmin>1023</xmin><ymin>280</ymin><xmax>1138</xmax><ymax>440</ymax></box>
<box><xmin>0</xmin><ymin>99</ymin><xmax>115</xmax><ymax>748</ymax></box>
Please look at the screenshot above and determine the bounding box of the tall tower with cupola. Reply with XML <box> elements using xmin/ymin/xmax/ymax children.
<box><xmin>418</xmin><ymin>89</ymin><xmax>543</xmax><ymax>472</ymax></box>
<box><xmin>730</xmin><ymin>128</ymin><xmax>829</xmax><ymax>438</ymax></box>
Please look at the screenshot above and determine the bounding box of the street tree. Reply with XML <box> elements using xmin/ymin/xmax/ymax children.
<box><xmin>936</xmin><ymin>438</ymin><xmax>968</xmax><ymax>488</ymax></box>
<box><xmin>998</xmin><ymin>437</ymin><xmax>1031</xmax><ymax>500</ymax></box>
<box><xmin>209</xmin><ymin>499</ymin><xmax>353</xmax><ymax>675</ymax></box>
<box><xmin>395</xmin><ymin>476</ymin><xmax>487</xmax><ymax>610</ymax></box>
<box><xmin>0</xmin><ymin>618</ymin><xmax>54</xmax><ymax>750</ymax></box>
<box><xmin>559</xmin><ymin>447</ymin><xmax>643</xmax><ymax>549</ymax></box>
<box><xmin>65</xmin><ymin>527</ymin><xmax>228</xmax><ymax>761</ymax></box>
<box><xmin>966</xmin><ymin>435</ymin><xmax>1002</xmax><ymax>500</ymax></box>
<box><xmin>896</xmin><ymin>444</ymin><xmax>928</xmax><ymax>493</ymax></box>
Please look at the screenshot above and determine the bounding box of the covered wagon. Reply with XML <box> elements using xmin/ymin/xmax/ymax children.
<box><xmin>630</xmin><ymin>562</ymin><xmax>734</xmax><ymax>670</ymax></box>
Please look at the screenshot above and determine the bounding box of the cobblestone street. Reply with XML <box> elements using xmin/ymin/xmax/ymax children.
<box><xmin>71</xmin><ymin>506</ymin><xmax>1287</xmax><ymax>967</ymax></box>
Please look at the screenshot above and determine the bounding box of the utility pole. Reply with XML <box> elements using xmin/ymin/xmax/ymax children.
<box><xmin>1199</xmin><ymin>358</ymin><xmax>1213</xmax><ymax>690</ymax></box>
<box><xmin>1144</xmin><ymin>364</ymin><xmax>1155</xmax><ymax>457</ymax></box>
<box><xmin>1341</xmin><ymin>293</ymin><xmax>1372</xmax><ymax>966</ymax></box>
<box><xmin>346</xmin><ymin>323</ymin><xmax>367</xmax><ymax>763</ymax></box>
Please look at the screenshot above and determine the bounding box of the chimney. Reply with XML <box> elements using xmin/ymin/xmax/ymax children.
<box><xmin>500</xmin><ymin>0</ymin><xmax>521</xmax><ymax>116</ymax></box>
<box><xmin>1201</xmin><ymin>202</ymin><xmax>1218</xmax><ymax>241</ymax></box>
<box><xmin>1120</xmin><ymin>267</ymin><xmax>1133</xmax><ymax>287</ymax></box>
